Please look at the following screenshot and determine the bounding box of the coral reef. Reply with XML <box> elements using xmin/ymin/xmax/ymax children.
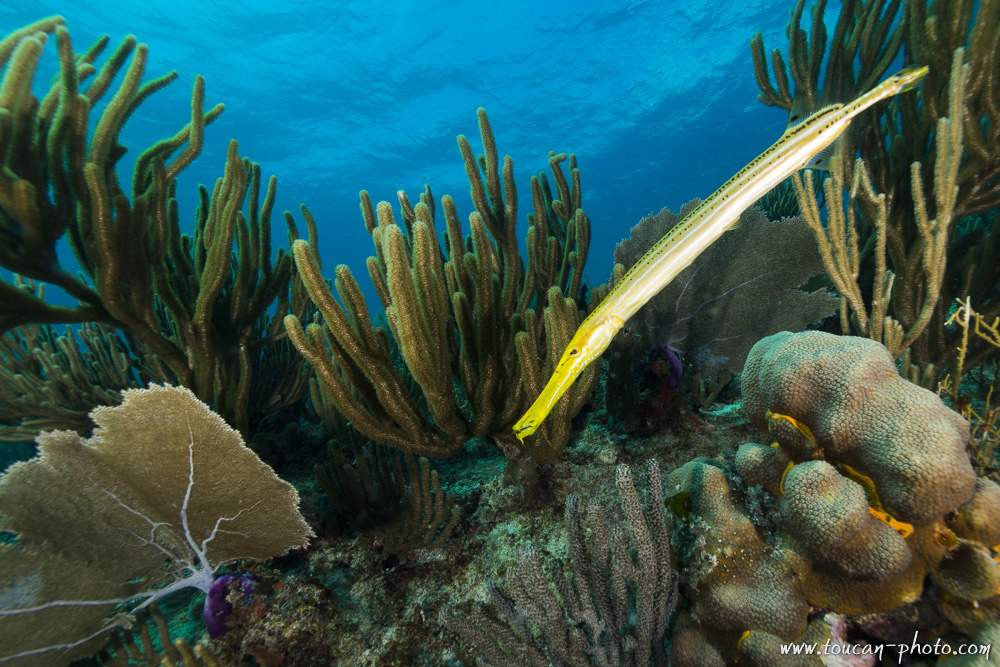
<box><xmin>742</xmin><ymin>331</ymin><xmax>975</xmax><ymax>522</ymax></box>
<box><xmin>755</xmin><ymin>174</ymin><xmax>825</xmax><ymax>220</ymax></box>
<box><xmin>607</xmin><ymin>204</ymin><xmax>837</xmax><ymax>431</ymax></box>
<box><xmin>99</xmin><ymin>607</ymin><xmax>220</xmax><ymax>667</ymax></box>
<box><xmin>170</xmin><ymin>412</ymin><xmax>738</xmax><ymax>666</ymax></box>
<box><xmin>0</xmin><ymin>17</ymin><xmax>312</xmax><ymax>437</ymax></box>
<box><xmin>666</xmin><ymin>331</ymin><xmax>1000</xmax><ymax>663</ymax></box>
<box><xmin>286</xmin><ymin>108</ymin><xmax>600</xmax><ymax>464</ymax></box>
<box><xmin>441</xmin><ymin>460</ymin><xmax>678</xmax><ymax>666</ymax></box>
<box><xmin>946</xmin><ymin>297</ymin><xmax>1000</xmax><ymax>481</ymax></box>
<box><xmin>0</xmin><ymin>3</ymin><xmax>998</xmax><ymax>665</ymax></box>
<box><xmin>316</xmin><ymin>441</ymin><xmax>460</xmax><ymax>554</ymax></box>
<box><xmin>753</xmin><ymin>0</ymin><xmax>1000</xmax><ymax>376</ymax></box>
<box><xmin>0</xmin><ymin>276</ymin><xmax>171</xmax><ymax>441</ymax></box>
<box><xmin>792</xmin><ymin>49</ymin><xmax>968</xmax><ymax>384</ymax></box>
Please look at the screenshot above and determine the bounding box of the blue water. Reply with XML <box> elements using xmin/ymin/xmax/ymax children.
<box><xmin>6</xmin><ymin>0</ymin><xmax>820</xmax><ymax>307</ymax></box>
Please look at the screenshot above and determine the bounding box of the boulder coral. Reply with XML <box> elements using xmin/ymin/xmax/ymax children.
<box><xmin>742</xmin><ymin>330</ymin><xmax>975</xmax><ymax>521</ymax></box>
<box><xmin>667</xmin><ymin>331</ymin><xmax>1000</xmax><ymax>664</ymax></box>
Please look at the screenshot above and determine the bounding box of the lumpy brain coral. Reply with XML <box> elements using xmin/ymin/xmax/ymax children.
<box><xmin>667</xmin><ymin>331</ymin><xmax>1000</xmax><ymax>666</ymax></box>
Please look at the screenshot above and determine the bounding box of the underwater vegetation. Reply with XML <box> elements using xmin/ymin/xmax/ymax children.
<box><xmin>440</xmin><ymin>460</ymin><xmax>679</xmax><ymax>666</ymax></box>
<box><xmin>0</xmin><ymin>0</ymin><xmax>998</xmax><ymax>664</ymax></box>
<box><xmin>754</xmin><ymin>0</ymin><xmax>1000</xmax><ymax>379</ymax></box>
<box><xmin>0</xmin><ymin>17</ymin><xmax>312</xmax><ymax>439</ymax></box>
<box><xmin>286</xmin><ymin>107</ymin><xmax>600</xmax><ymax>465</ymax></box>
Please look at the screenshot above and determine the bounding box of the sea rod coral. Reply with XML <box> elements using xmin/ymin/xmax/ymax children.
<box><xmin>286</xmin><ymin>108</ymin><xmax>600</xmax><ymax>464</ymax></box>
<box><xmin>442</xmin><ymin>460</ymin><xmax>679</xmax><ymax>666</ymax></box>
<box><xmin>753</xmin><ymin>0</ymin><xmax>1000</xmax><ymax>376</ymax></box>
<box><xmin>0</xmin><ymin>17</ymin><xmax>312</xmax><ymax>437</ymax></box>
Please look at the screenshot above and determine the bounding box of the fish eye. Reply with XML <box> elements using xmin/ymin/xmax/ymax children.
<box><xmin>569</xmin><ymin>348</ymin><xmax>579</xmax><ymax>357</ymax></box>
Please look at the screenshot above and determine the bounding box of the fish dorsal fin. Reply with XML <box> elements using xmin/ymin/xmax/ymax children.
<box><xmin>785</xmin><ymin>98</ymin><xmax>839</xmax><ymax>170</ymax></box>
<box><xmin>786</xmin><ymin>93</ymin><xmax>842</xmax><ymax>128</ymax></box>
<box><xmin>786</xmin><ymin>96</ymin><xmax>815</xmax><ymax>129</ymax></box>
<box><xmin>786</xmin><ymin>98</ymin><xmax>857</xmax><ymax>172</ymax></box>
<box><xmin>806</xmin><ymin>118</ymin><xmax>860</xmax><ymax>172</ymax></box>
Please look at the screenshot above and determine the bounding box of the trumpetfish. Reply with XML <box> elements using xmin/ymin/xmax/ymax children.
<box><xmin>513</xmin><ymin>65</ymin><xmax>928</xmax><ymax>441</ymax></box>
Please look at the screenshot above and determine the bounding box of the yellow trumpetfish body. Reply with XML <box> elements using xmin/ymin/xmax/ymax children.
<box><xmin>513</xmin><ymin>66</ymin><xmax>928</xmax><ymax>442</ymax></box>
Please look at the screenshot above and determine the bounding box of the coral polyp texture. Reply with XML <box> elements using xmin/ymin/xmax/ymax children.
<box><xmin>742</xmin><ymin>330</ymin><xmax>975</xmax><ymax>522</ymax></box>
<box><xmin>667</xmin><ymin>331</ymin><xmax>1000</xmax><ymax>665</ymax></box>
